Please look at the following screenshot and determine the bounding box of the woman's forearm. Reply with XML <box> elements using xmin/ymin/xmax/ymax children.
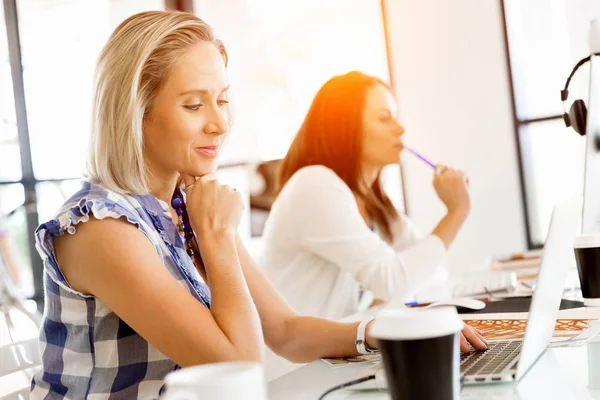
<box><xmin>276</xmin><ymin>316</ymin><xmax>370</xmax><ymax>363</ymax></box>
<box><xmin>198</xmin><ymin>231</ymin><xmax>264</xmax><ymax>361</ymax></box>
<box><xmin>431</xmin><ymin>208</ymin><xmax>469</xmax><ymax>249</ymax></box>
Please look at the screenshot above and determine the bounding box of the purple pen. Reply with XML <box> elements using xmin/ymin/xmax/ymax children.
<box><xmin>405</xmin><ymin>147</ymin><xmax>436</xmax><ymax>169</ymax></box>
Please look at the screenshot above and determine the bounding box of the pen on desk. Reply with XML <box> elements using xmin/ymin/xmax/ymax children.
<box><xmin>405</xmin><ymin>147</ymin><xmax>436</xmax><ymax>169</ymax></box>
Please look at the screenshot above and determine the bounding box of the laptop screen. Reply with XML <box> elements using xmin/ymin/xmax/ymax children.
<box><xmin>582</xmin><ymin>56</ymin><xmax>600</xmax><ymax>234</ymax></box>
<box><xmin>515</xmin><ymin>197</ymin><xmax>582</xmax><ymax>380</ymax></box>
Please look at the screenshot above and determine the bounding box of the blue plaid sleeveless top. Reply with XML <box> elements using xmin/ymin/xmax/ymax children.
<box><xmin>31</xmin><ymin>181</ymin><xmax>211</xmax><ymax>399</ymax></box>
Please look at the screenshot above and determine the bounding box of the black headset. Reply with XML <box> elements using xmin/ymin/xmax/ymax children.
<box><xmin>561</xmin><ymin>53</ymin><xmax>600</xmax><ymax>136</ymax></box>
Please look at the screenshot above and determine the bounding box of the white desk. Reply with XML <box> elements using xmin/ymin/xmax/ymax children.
<box><xmin>268</xmin><ymin>335</ymin><xmax>600</xmax><ymax>399</ymax></box>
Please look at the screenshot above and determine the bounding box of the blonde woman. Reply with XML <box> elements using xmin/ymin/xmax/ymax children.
<box><xmin>31</xmin><ymin>11</ymin><xmax>486</xmax><ymax>398</ymax></box>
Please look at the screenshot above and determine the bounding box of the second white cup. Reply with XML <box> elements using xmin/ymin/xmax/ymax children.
<box><xmin>162</xmin><ymin>361</ymin><xmax>268</xmax><ymax>400</ymax></box>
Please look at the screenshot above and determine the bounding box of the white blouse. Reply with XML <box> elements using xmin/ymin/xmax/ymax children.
<box><xmin>260</xmin><ymin>165</ymin><xmax>448</xmax><ymax>321</ymax></box>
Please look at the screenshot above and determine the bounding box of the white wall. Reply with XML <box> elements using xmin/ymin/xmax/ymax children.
<box><xmin>384</xmin><ymin>0</ymin><xmax>527</xmax><ymax>271</ymax></box>
<box><xmin>193</xmin><ymin>0</ymin><xmax>390</xmax><ymax>164</ymax></box>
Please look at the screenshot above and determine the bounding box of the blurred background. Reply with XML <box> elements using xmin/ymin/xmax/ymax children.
<box><xmin>1</xmin><ymin>0</ymin><xmax>599</xmax><ymax>310</ymax></box>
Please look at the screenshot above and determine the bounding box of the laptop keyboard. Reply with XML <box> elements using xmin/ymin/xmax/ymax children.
<box><xmin>460</xmin><ymin>341</ymin><xmax>522</xmax><ymax>376</ymax></box>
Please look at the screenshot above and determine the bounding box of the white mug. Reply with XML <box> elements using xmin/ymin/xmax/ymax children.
<box><xmin>162</xmin><ymin>361</ymin><xmax>268</xmax><ymax>400</ymax></box>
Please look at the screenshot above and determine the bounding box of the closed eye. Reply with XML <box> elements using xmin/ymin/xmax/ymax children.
<box><xmin>217</xmin><ymin>100</ymin><xmax>230</xmax><ymax>107</ymax></box>
<box><xmin>184</xmin><ymin>104</ymin><xmax>203</xmax><ymax>111</ymax></box>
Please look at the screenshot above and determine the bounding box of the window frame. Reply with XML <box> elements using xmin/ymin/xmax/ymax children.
<box><xmin>499</xmin><ymin>0</ymin><xmax>566</xmax><ymax>249</ymax></box>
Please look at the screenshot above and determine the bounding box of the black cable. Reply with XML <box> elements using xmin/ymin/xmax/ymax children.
<box><xmin>318</xmin><ymin>374</ymin><xmax>376</xmax><ymax>400</ymax></box>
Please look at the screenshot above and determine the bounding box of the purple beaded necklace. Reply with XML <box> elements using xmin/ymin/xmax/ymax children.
<box><xmin>171</xmin><ymin>187</ymin><xmax>204</xmax><ymax>269</ymax></box>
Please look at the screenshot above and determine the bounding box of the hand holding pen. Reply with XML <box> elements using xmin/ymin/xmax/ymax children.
<box><xmin>405</xmin><ymin>148</ymin><xmax>446</xmax><ymax>176</ymax></box>
<box><xmin>405</xmin><ymin>147</ymin><xmax>471</xmax><ymax>215</ymax></box>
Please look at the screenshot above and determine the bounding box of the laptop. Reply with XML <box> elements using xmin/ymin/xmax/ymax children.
<box><xmin>462</xmin><ymin>197</ymin><xmax>582</xmax><ymax>384</ymax></box>
<box><xmin>357</xmin><ymin>197</ymin><xmax>583</xmax><ymax>387</ymax></box>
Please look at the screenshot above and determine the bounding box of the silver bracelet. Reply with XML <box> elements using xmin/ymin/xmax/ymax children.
<box><xmin>355</xmin><ymin>316</ymin><xmax>377</xmax><ymax>355</ymax></box>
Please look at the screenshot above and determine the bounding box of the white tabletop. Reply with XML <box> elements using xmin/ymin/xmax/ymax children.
<box><xmin>268</xmin><ymin>335</ymin><xmax>600</xmax><ymax>399</ymax></box>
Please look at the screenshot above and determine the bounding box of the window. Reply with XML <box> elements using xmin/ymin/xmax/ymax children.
<box><xmin>1</xmin><ymin>0</ymin><xmax>166</xmax><ymax>304</ymax></box>
<box><xmin>1</xmin><ymin>1</ymin><xmax>32</xmax><ymax>295</ymax></box>
<box><xmin>16</xmin><ymin>0</ymin><xmax>164</xmax><ymax>180</ymax></box>
<box><xmin>502</xmin><ymin>0</ymin><xmax>600</xmax><ymax>246</ymax></box>
<box><xmin>0</xmin><ymin>3</ymin><xmax>21</xmax><ymax>182</ymax></box>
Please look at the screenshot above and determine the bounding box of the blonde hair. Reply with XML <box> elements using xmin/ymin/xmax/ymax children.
<box><xmin>88</xmin><ymin>11</ymin><xmax>227</xmax><ymax>195</ymax></box>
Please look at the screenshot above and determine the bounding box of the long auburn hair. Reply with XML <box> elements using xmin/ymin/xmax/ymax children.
<box><xmin>278</xmin><ymin>71</ymin><xmax>399</xmax><ymax>242</ymax></box>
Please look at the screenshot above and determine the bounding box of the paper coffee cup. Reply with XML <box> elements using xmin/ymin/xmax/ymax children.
<box><xmin>371</xmin><ymin>307</ymin><xmax>463</xmax><ymax>400</ymax></box>
<box><xmin>574</xmin><ymin>235</ymin><xmax>600</xmax><ymax>306</ymax></box>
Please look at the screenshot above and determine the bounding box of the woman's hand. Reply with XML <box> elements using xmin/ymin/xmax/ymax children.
<box><xmin>433</xmin><ymin>166</ymin><xmax>471</xmax><ymax>216</ymax></box>
<box><xmin>364</xmin><ymin>322</ymin><xmax>488</xmax><ymax>353</ymax></box>
<box><xmin>430</xmin><ymin>166</ymin><xmax>471</xmax><ymax>248</ymax></box>
<box><xmin>460</xmin><ymin>324</ymin><xmax>487</xmax><ymax>353</ymax></box>
<box><xmin>182</xmin><ymin>174</ymin><xmax>244</xmax><ymax>235</ymax></box>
